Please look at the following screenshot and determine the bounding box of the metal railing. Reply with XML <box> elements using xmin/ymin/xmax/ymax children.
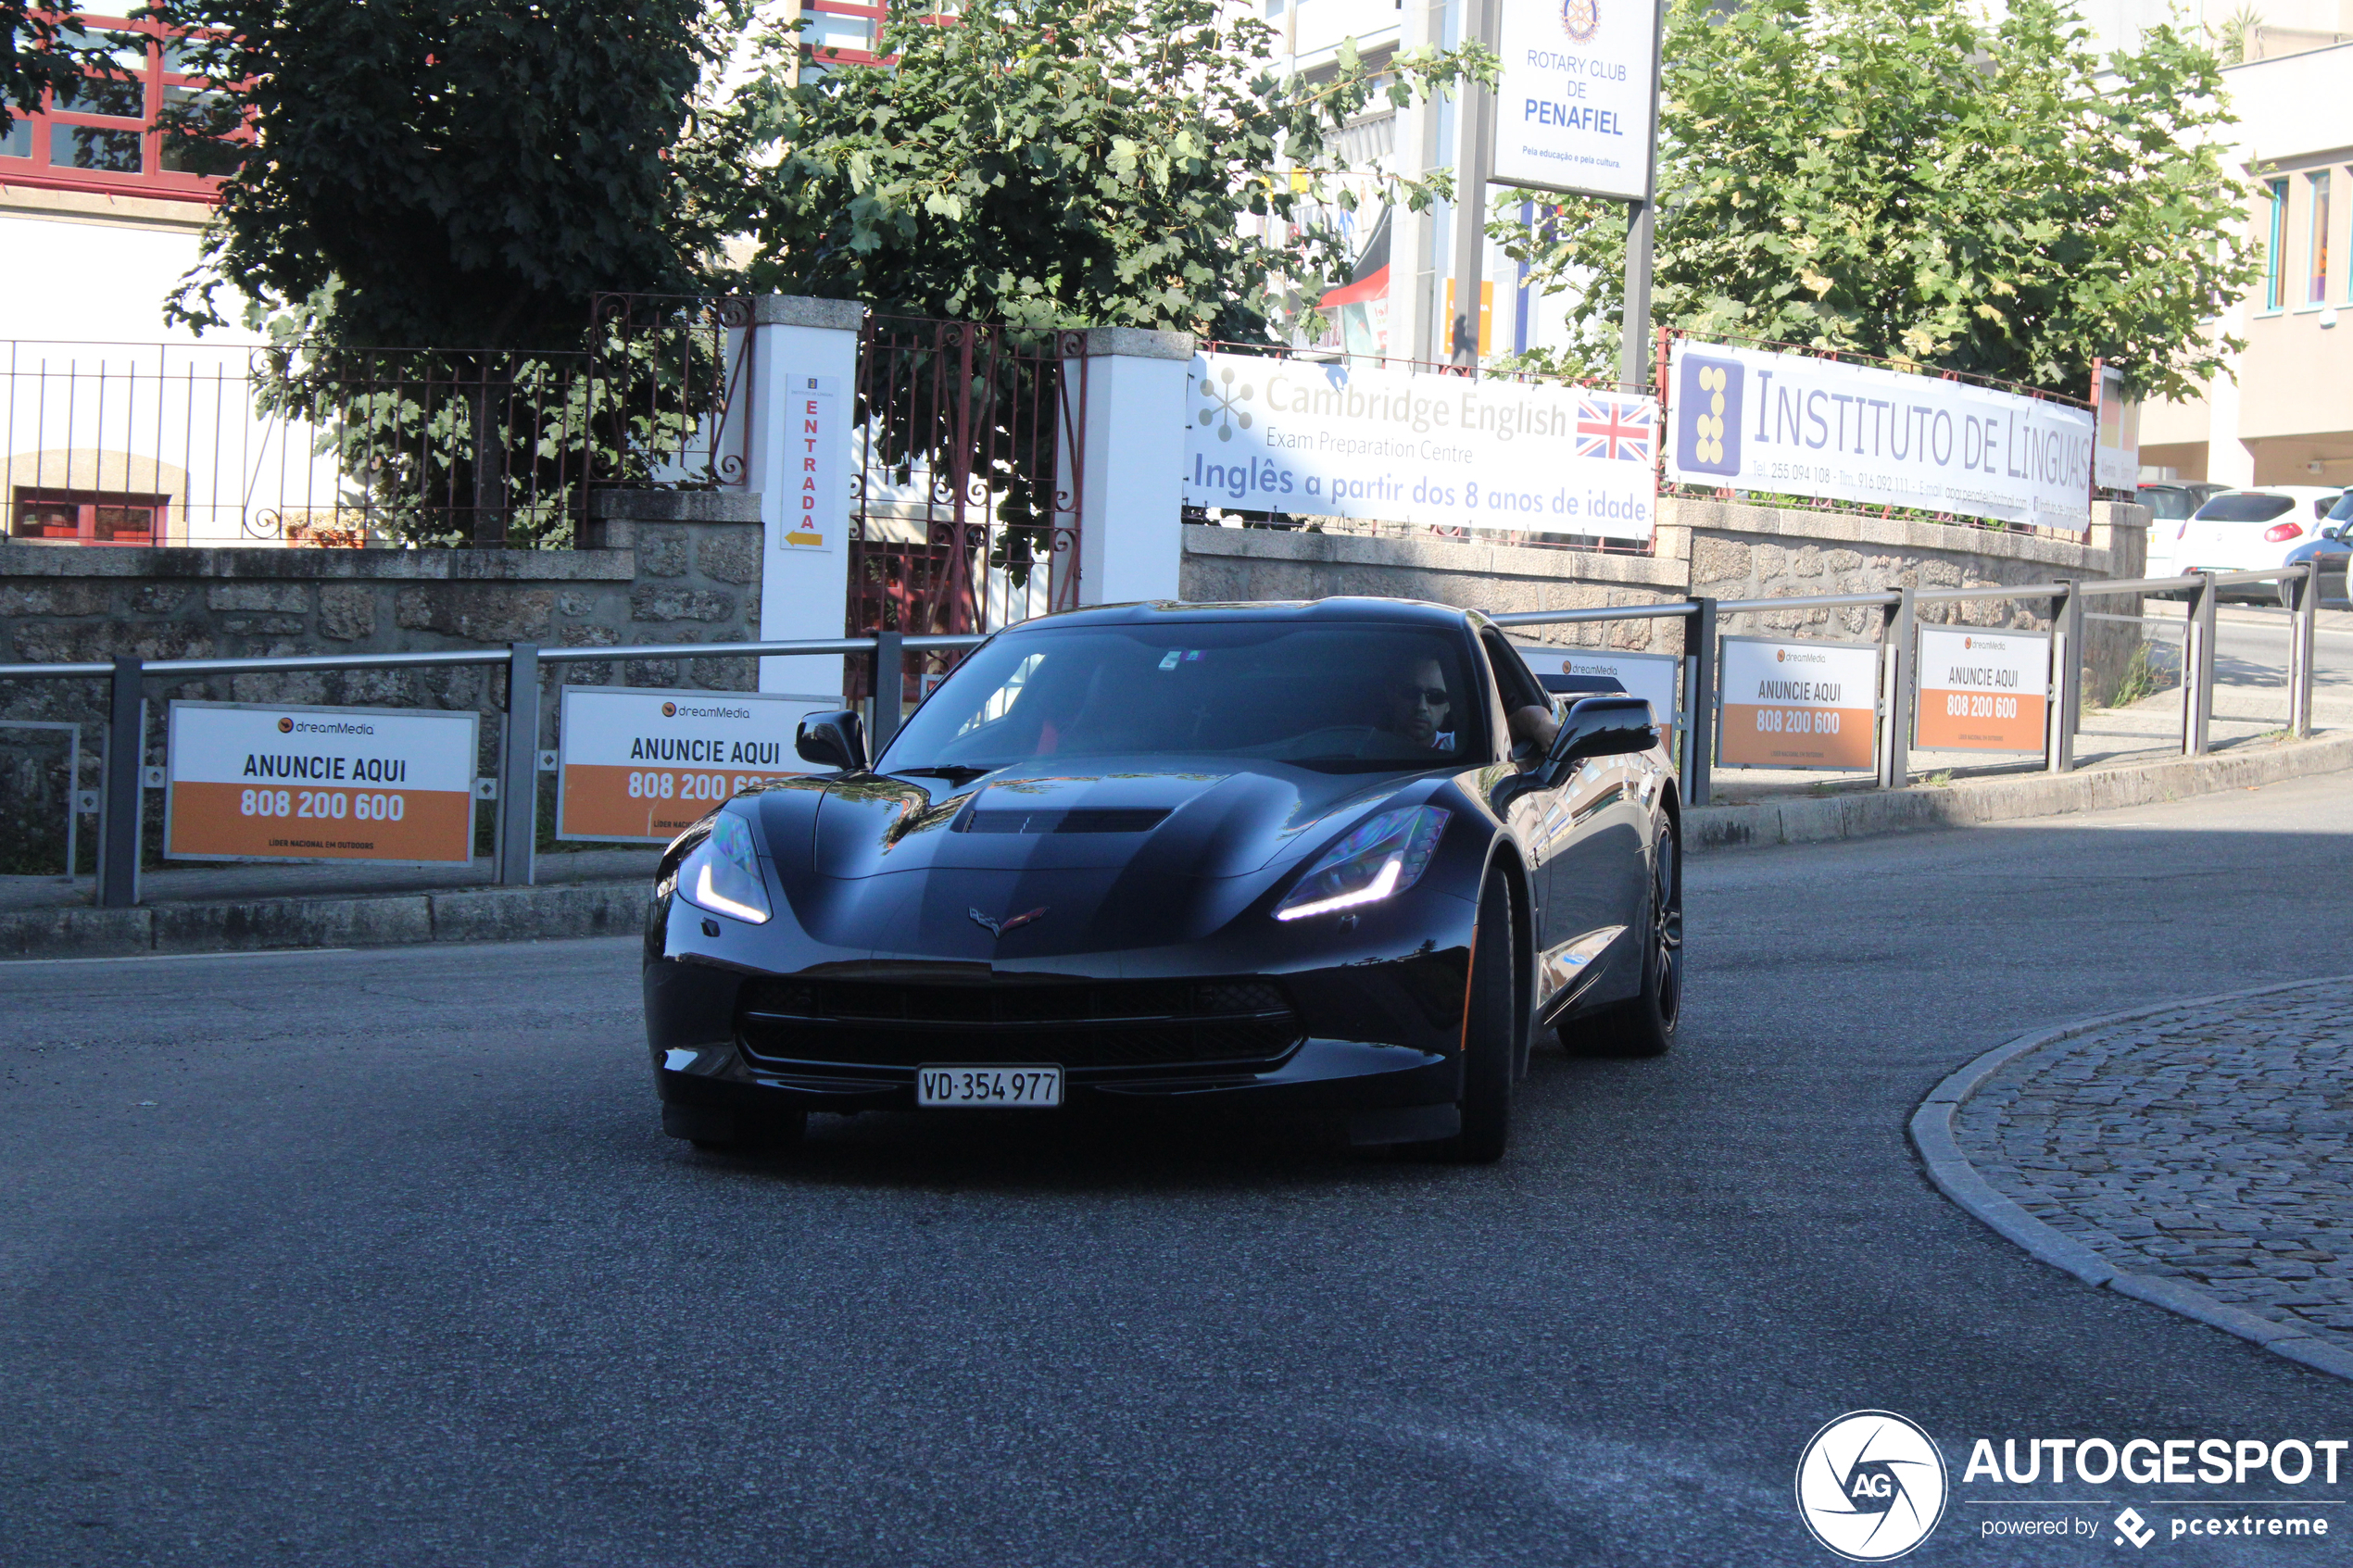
<box><xmin>0</xmin><ymin>632</ymin><xmax>982</xmax><ymax>909</ymax></box>
<box><xmin>0</xmin><ymin>562</ymin><xmax>2324</xmax><ymax>909</ymax></box>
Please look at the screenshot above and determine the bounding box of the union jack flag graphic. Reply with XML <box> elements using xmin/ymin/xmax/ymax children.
<box><xmin>1575</xmin><ymin>397</ymin><xmax>1655</xmax><ymax>463</ymax></box>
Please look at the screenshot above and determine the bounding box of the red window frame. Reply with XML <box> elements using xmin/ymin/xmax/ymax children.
<box><xmin>0</xmin><ymin>13</ymin><xmax>244</xmax><ymax>204</ymax></box>
<box><xmin>803</xmin><ymin>0</ymin><xmax>893</xmax><ymax>65</ymax></box>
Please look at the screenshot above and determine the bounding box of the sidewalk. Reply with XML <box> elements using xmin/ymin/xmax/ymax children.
<box><xmin>1923</xmin><ymin>978</ymin><xmax>2353</xmax><ymax>1382</ymax></box>
<box><xmin>0</xmin><ymin>847</ymin><xmax>657</xmax><ymax>960</ymax></box>
<box><xmin>4</xmin><ymin>728</ymin><xmax>2348</xmax><ymax>959</ymax></box>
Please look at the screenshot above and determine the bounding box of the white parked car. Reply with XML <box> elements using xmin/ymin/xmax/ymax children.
<box><xmin>2162</xmin><ymin>486</ymin><xmax>2344</xmax><ymax>593</ymax></box>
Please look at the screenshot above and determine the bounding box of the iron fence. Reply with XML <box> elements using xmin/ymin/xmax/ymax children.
<box><xmin>0</xmin><ymin>563</ymin><xmax>2323</xmax><ymax>910</ymax></box>
<box><xmin>4</xmin><ymin>311</ymin><xmax>753</xmax><ymax>552</ymax></box>
<box><xmin>846</xmin><ymin>317</ymin><xmax>1087</xmax><ymax>714</ymax></box>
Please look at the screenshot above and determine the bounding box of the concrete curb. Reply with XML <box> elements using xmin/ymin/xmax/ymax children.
<box><xmin>0</xmin><ymin>881</ymin><xmax>645</xmax><ymax>960</ymax></box>
<box><xmin>1910</xmin><ymin>973</ymin><xmax>2353</xmax><ymax>1384</ymax></box>
<box><xmin>1691</xmin><ymin>732</ymin><xmax>2353</xmax><ymax>851</ymax></box>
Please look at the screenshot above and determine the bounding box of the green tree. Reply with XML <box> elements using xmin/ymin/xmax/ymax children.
<box><xmin>690</xmin><ymin>0</ymin><xmax>1494</xmax><ymax>342</ymax></box>
<box><xmin>1492</xmin><ymin>0</ymin><xmax>2256</xmax><ymax>400</ymax></box>
<box><xmin>151</xmin><ymin>0</ymin><xmax>743</xmax><ymax>348</ymax></box>
<box><xmin>6</xmin><ymin>1</ymin><xmax>101</xmax><ymax>132</ymax></box>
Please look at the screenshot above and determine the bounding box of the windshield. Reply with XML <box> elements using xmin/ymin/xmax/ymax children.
<box><xmin>2330</xmin><ymin>492</ymin><xmax>2353</xmax><ymax>523</ymax></box>
<box><xmin>2137</xmin><ymin>487</ymin><xmax>2198</xmax><ymax>521</ymax></box>
<box><xmin>879</xmin><ymin>621</ymin><xmax>1489</xmax><ymax>775</ymax></box>
<box><xmin>2192</xmin><ymin>493</ymin><xmax>2295</xmax><ymax>523</ymax></box>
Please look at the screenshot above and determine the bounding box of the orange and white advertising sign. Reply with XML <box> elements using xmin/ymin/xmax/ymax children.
<box><xmin>1718</xmin><ymin>637</ymin><xmax>1881</xmax><ymax>770</ymax></box>
<box><xmin>557</xmin><ymin>686</ymin><xmax>826</xmax><ymax>844</ymax></box>
<box><xmin>1510</xmin><ymin>643</ymin><xmax>1681</xmax><ymax>753</ymax></box>
<box><xmin>1915</xmin><ymin>626</ymin><xmax>2049</xmax><ymax>753</ymax></box>
<box><xmin>165</xmin><ymin>701</ymin><xmax>478</xmax><ymax>863</ymax></box>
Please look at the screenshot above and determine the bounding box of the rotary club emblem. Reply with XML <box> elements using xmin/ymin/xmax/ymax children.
<box><xmin>1560</xmin><ymin>0</ymin><xmax>1599</xmax><ymax>42</ymax></box>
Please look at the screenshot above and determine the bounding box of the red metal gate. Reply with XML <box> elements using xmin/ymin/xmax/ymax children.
<box><xmin>844</xmin><ymin>318</ymin><xmax>1084</xmax><ymax>706</ymax></box>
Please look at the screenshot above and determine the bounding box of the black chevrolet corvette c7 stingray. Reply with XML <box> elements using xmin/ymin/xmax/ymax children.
<box><xmin>642</xmin><ymin>597</ymin><xmax>1681</xmax><ymax>1162</ymax></box>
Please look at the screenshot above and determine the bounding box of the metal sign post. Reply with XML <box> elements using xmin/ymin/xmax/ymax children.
<box><xmin>1619</xmin><ymin>0</ymin><xmax>1667</xmax><ymax>389</ymax></box>
<box><xmin>1449</xmin><ymin>0</ymin><xmax>1498</xmax><ymax>368</ymax></box>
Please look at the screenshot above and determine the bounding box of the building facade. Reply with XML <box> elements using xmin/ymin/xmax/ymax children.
<box><xmin>2127</xmin><ymin>37</ymin><xmax>2353</xmax><ymax>487</ymax></box>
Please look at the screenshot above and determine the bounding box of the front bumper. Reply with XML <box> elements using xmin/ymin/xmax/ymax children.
<box><xmin>643</xmin><ymin>884</ymin><xmax>1475</xmax><ymax>1142</ymax></box>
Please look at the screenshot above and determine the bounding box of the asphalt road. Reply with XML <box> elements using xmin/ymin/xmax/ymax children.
<box><xmin>6</xmin><ymin>772</ymin><xmax>2353</xmax><ymax>1567</ymax></box>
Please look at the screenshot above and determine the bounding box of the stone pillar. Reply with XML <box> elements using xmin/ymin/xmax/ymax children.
<box><xmin>747</xmin><ymin>295</ymin><xmax>865</xmax><ymax>701</ymax></box>
<box><xmin>1071</xmin><ymin>328</ymin><xmax>1193</xmax><ymax>608</ymax></box>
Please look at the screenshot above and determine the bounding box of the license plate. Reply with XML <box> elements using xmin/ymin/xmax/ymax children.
<box><xmin>916</xmin><ymin>1065</ymin><xmax>1063</xmax><ymax>1108</ymax></box>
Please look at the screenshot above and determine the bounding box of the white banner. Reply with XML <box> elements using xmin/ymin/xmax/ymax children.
<box><xmin>1492</xmin><ymin>0</ymin><xmax>1661</xmax><ymax>201</ymax></box>
<box><xmin>557</xmin><ymin>686</ymin><xmax>835</xmax><ymax>842</ymax></box>
<box><xmin>1186</xmin><ymin>353</ymin><xmax>1660</xmax><ymax>542</ymax></box>
<box><xmin>1665</xmin><ymin>341</ymin><xmax>2095</xmax><ymax>532</ymax></box>
<box><xmin>164</xmin><ymin>702</ymin><xmax>479</xmax><ymax>863</ymax></box>
<box><xmin>1716</xmin><ymin>637</ymin><xmax>1881</xmax><ymax>771</ymax></box>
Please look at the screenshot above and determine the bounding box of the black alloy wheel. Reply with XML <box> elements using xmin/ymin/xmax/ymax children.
<box><xmin>1426</xmin><ymin>871</ymin><xmax>1516</xmax><ymax>1164</ymax></box>
<box><xmin>1578</xmin><ymin>822</ymin><xmax>1681</xmax><ymax>1058</ymax></box>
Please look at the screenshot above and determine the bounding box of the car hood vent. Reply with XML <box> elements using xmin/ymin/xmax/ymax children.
<box><xmin>960</xmin><ymin>807</ymin><xmax>1172</xmax><ymax>834</ymax></box>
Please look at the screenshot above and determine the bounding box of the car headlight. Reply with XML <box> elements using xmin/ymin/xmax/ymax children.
<box><xmin>1273</xmin><ymin>805</ymin><xmax>1450</xmax><ymax>922</ymax></box>
<box><xmin>675</xmin><ymin>812</ymin><xmax>772</xmax><ymax>924</ymax></box>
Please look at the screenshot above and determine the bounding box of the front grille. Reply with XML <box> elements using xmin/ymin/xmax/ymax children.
<box><xmin>736</xmin><ymin>977</ymin><xmax>1302</xmax><ymax>1071</ymax></box>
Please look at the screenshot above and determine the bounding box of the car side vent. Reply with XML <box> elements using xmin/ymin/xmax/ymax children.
<box><xmin>962</xmin><ymin>808</ymin><xmax>1171</xmax><ymax>834</ymax></box>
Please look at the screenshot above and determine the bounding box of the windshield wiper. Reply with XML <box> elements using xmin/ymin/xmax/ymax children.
<box><xmin>889</xmin><ymin>764</ymin><xmax>996</xmax><ymax>786</ymax></box>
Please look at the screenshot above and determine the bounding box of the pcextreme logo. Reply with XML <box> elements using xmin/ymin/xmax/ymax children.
<box><xmin>1796</xmin><ymin>1411</ymin><xmax>1949</xmax><ymax>1561</ymax></box>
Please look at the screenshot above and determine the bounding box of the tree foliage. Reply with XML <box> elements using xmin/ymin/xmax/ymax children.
<box><xmin>1492</xmin><ymin>0</ymin><xmax>2256</xmax><ymax>400</ymax></box>
<box><xmin>689</xmin><ymin>0</ymin><xmax>1494</xmax><ymax>343</ymax></box>
<box><xmin>6</xmin><ymin>1</ymin><xmax>107</xmax><ymax>132</ymax></box>
<box><xmin>151</xmin><ymin>0</ymin><xmax>742</xmax><ymax>349</ymax></box>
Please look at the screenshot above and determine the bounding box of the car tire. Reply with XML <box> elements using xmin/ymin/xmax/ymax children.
<box><xmin>662</xmin><ymin>1099</ymin><xmax>808</xmax><ymax>1152</ymax></box>
<box><xmin>1424</xmin><ymin>872</ymin><xmax>1516</xmax><ymax>1164</ymax></box>
<box><xmin>1576</xmin><ymin>822</ymin><xmax>1682</xmax><ymax>1059</ymax></box>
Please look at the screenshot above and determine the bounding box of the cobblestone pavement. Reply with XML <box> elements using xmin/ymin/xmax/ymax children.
<box><xmin>1954</xmin><ymin>980</ymin><xmax>2353</xmax><ymax>1343</ymax></box>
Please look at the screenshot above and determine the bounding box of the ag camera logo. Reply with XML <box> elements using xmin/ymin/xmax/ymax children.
<box><xmin>1796</xmin><ymin>1411</ymin><xmax>1948</xmax><ymax>1561</ymax></box>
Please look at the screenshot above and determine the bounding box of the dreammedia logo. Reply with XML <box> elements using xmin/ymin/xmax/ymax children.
<box><xmin>1796</xmin><ymin>1411</ymin><xmax>1949</xmax><ymax>1561</ymax></box>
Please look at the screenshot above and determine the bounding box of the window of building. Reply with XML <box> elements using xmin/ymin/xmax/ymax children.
<box><xmin>11</xmin><ymin>487</ymin><xmax>171</xmax><ymax>546</ymax></box>
<box><xmin>0</xmin><ymin>14</ymin><xmax>244</xmax><ymax>201</ymax></box>
<box><xmin>2266</xmin><ymin>178</ymin><xmax>2288</xmax><ymax>311</ymax></box>
<box><xmin>805</xmin><ymin>0</ymin><xmax>892</xmax><ymax>64</ymax></box>
<box><xmin>2310</xmin><ymin>171</ymin><xmax>2332</xmax><ymax>306</ymax></box>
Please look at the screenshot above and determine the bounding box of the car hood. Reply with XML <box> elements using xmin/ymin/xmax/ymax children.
<box><xmin>752</xmin><ymin>756</ymin><xmax>1435</xmax><ymax>959</ymax></box>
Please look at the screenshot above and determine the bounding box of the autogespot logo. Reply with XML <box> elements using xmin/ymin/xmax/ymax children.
<box><xmin>1796</xmin><ymin>1411</ymin><xmax>1949</xmax><ymax>1561</ymax></box>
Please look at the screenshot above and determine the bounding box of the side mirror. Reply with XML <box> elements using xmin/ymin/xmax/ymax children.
<box><xmin>795</xmin><ymin>709</ymin><xmax>869</xmax><ymax>772</ymax></box>
<box><xmin>1543</xmin><ymin>696</ymin><xmax>1656</xmax><ymax>782</ymax></box>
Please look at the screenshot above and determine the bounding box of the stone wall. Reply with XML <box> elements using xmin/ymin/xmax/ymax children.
<box><xmin>1181</xmin><ymin>499</ymin><xmax>2150</xmax><ymax>703</ymax></box>
<box><xmin>0</xmin><ymin>499</ymin><xmax>766</xmax><ymax>867</ymax></box>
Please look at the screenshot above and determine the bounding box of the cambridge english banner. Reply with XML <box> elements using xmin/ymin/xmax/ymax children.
<box><xmin>1185</xmin><ymin>354</ymin><xmax>1662</xmax><ymax>543</ymax></box>
<box><xmin>1665</xmin><ymin>341</ymin><xmax>2095</xmax><ymax>532</ymax></box>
